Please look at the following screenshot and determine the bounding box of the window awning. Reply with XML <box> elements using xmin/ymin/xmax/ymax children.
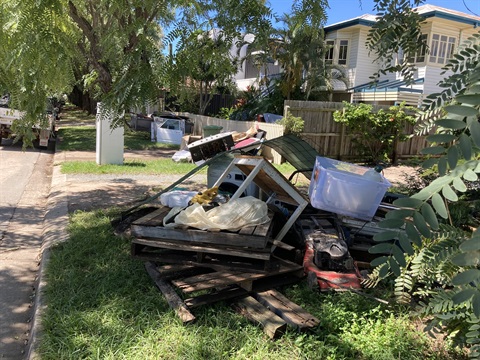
<box><xmin>349</xmin><ymin>78</ymin><xmax>424</xmax><ymax>93</ymax></box>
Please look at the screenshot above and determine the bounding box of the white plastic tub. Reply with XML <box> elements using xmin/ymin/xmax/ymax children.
<box><xmin>151</xmin><ymin>117</ymin><xmax>185</xmax><ymax>145</ymax></box>
<box><xmin>308</xmin><ymin>157</ymin><xmax>391</xmax><ymax>220</ymax></box>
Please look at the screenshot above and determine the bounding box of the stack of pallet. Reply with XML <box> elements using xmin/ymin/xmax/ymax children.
<box><xmin>131</xmin><ymin>205</ymin><xmax>279</xmax><ymax>271</ymax></box>
<box><xmin>130</xmin><ymin>156</ymin><xmax>319</xmax><ymax>337</ymax></box>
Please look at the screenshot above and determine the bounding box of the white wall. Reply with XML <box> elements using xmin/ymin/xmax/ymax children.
<box><xmin>353</xmin><ymin>28</ymin><xmax>384</xmax><ymax>86</ymax></box>
<box><xmin>327</xmin><ymin>26</ymin><xmax>385</xmax><ymax>88</ymax></box>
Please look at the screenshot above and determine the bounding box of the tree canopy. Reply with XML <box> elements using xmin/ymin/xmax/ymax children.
<box><xmin>0</xmin><ymin>0</ymin><xmax>273</xmax><ymax>141</ymax></box>
<box><xmin>0</xmin><ymin>0</ymin><xmax>475</xmax><ymax>138</ymax></box>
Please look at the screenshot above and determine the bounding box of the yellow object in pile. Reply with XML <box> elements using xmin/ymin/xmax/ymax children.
<box><xmin>189</xmin><ymin>187</ymin><xmax>219</xmax><ymax>205</ymax></box>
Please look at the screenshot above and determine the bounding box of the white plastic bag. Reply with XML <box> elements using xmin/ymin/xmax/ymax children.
<box><xmin>171</xmin><ymin>149</ymin><xmax>192</xmax><ymax>163</ymax></box>
<box><xmin>171</xmin><ymin>196</ymin><xmax>269</xmax><ymax>231</ymax></box>
<box><xmin>160</xmin><ymin>190</ymin><xmax>197</xmax><ymax>208</ymax></box>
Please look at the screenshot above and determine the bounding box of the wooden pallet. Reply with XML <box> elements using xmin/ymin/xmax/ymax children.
<box><xmin>132</xmin><ymin>206</ymin><xmax>272</xmax><ymax>249</ymax></box>
<box><xmin>132</xmin><ymin>244</ymin><xmax>277</xmax><ymax>272</ymax></box>
<box><xmin>144</xmin><ymin>258</ymin><xmax>305</xmax><ymax>324</ymax></box>
<box><xmin>132</xmin><ymin>205</ymin><xmax>282</xmax><ymax>271</ymax></box>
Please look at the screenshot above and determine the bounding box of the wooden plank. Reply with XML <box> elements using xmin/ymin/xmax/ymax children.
<box><xmin>155</xmin><ymin>264</ymin><xmax>195</xmax><ymax>274</ymax></box>
<box><xmin>238</xmin><ymin>225</ymin><xmax>256</xmax><ymax>235</ymax></box>
<box><xmin>154</xmin><ymin>264</ymin><xmax>210</xmax><ymax>280</ymax></box>
<box><xmin>254</xmin><ymin>290</ymin><xmax>320</xmax><ymax>331</ymax></box>
<box><xmin>144</xmin><ymin>262</ymin><xmax>195</xmax><ymax>324</ymax></box>
<box><xmin>132</xmin><ymin>238</ymin><xmax>272</xmax><ymax>260</ymax></box>
<box><xmin>171</xmin><ymin>258</ymin><xmax>303</xmax><ymax>293</ymax></box>
<box><xmin>133</xmin><ymin>207</ymin><xmax>171</xmax><ymax>226</ymax></box>
<box><xmin>132</xmin><ymin>244</ymin><xmax>196</xmax><ymax>263</ymax></box>
<box><xmin>131</xmin><ymin>224</ymin><xmax>269</xmax><ymax>249</ymax></box>
<box><xmin>234</xmin><ymin>296</ymin><xmax>287</xmax><ymax>339</ymax></box>
<box><xmin>252</xmin><ymin>220</ymin><xmax>271</xmax><ymax>237</ymax></box>
<box><xmin>172</xmin><ymin>270</ymin><xmax>263</xmax><ymax>293</ymax></box>
<box><xmin>132</xmin><ymin>246</ymin><xmax>273</xmax><ymax>272</ymax></box>
<box><xmin>184</xmin><ymin>286</ymin><xmax>249</xmax><ymax>308</ymax></box>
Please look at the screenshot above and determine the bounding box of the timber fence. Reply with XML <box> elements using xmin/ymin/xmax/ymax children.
<box><xmin>181</xmin><ymin>100</ymin><xmax>428</xmax><ymax>165</ymax></box>
<box><xmin>285</xmin><ymin>100</ymin><xmax>428</xmax><ymax>163</ymax></box>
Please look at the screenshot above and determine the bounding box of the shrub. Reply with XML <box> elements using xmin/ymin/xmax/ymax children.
<box><xmin>276</xmin><ymin>112</ymin><xmax>304</xmax><ymax>135</ymax></box>
<box><xmin>333</xmin><ymin>101</ymin><xmax>417</xmax><ymax>163</ymax></box>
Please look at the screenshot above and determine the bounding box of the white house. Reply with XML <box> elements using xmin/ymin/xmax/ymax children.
<box><xmin>325</xmin><ymin>5</ymin><xmax>480</xmax><ymax>105</ymax></box>
<box><xmin>233</xmin><ymin>34</ymin><xmax>282</xmax><ymax>91</ymax></box>
<box><xmin>234</xmin><ymin>5</ymin><xmax>480</xmax><ymax>106</ymax></box>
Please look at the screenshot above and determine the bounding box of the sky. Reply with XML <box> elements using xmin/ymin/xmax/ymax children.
<box><xmin>269</xmin><ymin>0</ymin><xmax>480</xmax><ymax>26</ymax></box>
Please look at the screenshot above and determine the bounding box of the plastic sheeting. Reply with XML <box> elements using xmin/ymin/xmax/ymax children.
<box><xmin>164</xmin><ymin>196</ymin><xmax>269</xmax><ymax>231</ymax></box>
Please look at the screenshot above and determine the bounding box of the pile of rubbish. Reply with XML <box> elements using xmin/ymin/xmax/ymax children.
<box><xmin>172</xmin><ymin>124</ymin><xmax>265</xmax><ymax>164</ymax></box>
<box><xmin>123</xmin><ymin>134</ymin><xmax>404</xmax><ymax>335</ymax></box>
<box><xmin>128</xmin><ymin>133</ymin><xmax>398</xmax><ymax>293</ymax></box>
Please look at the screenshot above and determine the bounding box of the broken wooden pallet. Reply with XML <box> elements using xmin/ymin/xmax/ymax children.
<box><xmin>233</xmin><ymin>289</ymin><xmax>321</xmax><ymax>339</ymax></box>
<box><xmin>144</xmin><ymin>260</ymin><xmax>319</xmax><ymax>338</ymax></box>
<box><xmin>143</xmin><ymin>258</ymin><xmax>305</xmax><ymax>324</ymax></box>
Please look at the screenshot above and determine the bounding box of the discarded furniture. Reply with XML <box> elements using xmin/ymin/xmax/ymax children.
<box><xmin>151</xmin><ymin>117</ymin><xmax>185</xmax><ymax>145</ymax></box>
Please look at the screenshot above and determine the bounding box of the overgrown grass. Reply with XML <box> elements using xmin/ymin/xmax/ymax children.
<box><xmin>57</xmin><ymin>126</ymin><xmax>179</xmax><ymax>152</ymax></box>
<box><xmin>39</xmin><ymin>209</ymin><xmax>466</xmax><ymax>360</ymax></box>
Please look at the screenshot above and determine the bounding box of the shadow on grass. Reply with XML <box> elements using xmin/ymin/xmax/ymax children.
<box><xmin>122</xmin><ymin>161</ymin><xmax>147</xmax><ymax>168</ymax></box>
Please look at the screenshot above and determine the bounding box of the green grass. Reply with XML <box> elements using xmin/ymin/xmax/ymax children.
<box><xmin>59</xmin><ymin>105</ymin><xmax>97</xmax><ymax>125</ymax></box>
<box><xmin>56</xmin><ymin>118</ymin><xmax>308</xmax><ymax>183</ymax></box>
<box><xmin>60</xmin><ymin>158</ymin><xmax>301</xmax><ymax>180</ymax></box>
<box><xmin>39</xmin><ymin>208</ymin><xmax>466</xmax><ymax>360</ymax></box>
<box><xmin>61</xmin><ymin>158</ymin><xmax>200</xmax><ymax>175</ymax></box>
<box><xmin>57</xmin><ymin>126</ymin><xmax>179</xmax><ymax>152</ymax></box>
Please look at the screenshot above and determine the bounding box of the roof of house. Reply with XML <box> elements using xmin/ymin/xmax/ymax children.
<box><xmin>325</xmin><ymin>4</ymin><xmax>480</xmax><ymax>32</ymax></box>
<box><xmin>325</xmin><ymin>14</ymin><xmax>377</xmax><ymax>31</ymax></box>
<box><xmin>415</xmin><ymin>4</ymin><xmax>480</xmax><ymax>23</ymax></box>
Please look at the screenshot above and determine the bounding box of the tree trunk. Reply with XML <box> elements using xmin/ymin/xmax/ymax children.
<box><xmin>68</xmin><ymin>85</ymin><xmax>97</xmax><ymax>114</ymax></box>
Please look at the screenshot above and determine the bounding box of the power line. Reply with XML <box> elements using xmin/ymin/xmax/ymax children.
<box><xmin>462</xmin><ymin>0</ymin><xmax>480</xmax><ymax>17</ymax></box>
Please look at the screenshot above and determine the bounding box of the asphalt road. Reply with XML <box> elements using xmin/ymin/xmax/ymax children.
<box><xmin>0</xmin><ymin>140</ymin><xmax>53</xmax><ymax>359</ymax></box>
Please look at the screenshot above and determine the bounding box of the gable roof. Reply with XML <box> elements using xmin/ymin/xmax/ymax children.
<box><xmin>325</xmin><ymin>4</ymin><xmax>480</xmax><ymax>32</ymax></box>
<box><xmin>325</xmin><ymin>14</ymin><xmax>377</xmax><ymax>31</ymax></box>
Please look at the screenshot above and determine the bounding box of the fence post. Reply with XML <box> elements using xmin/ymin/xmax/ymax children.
<box><xmin>338</xmin><ymin>124</ymin><xmax>346</xmax><ymax>160</ymax></box>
